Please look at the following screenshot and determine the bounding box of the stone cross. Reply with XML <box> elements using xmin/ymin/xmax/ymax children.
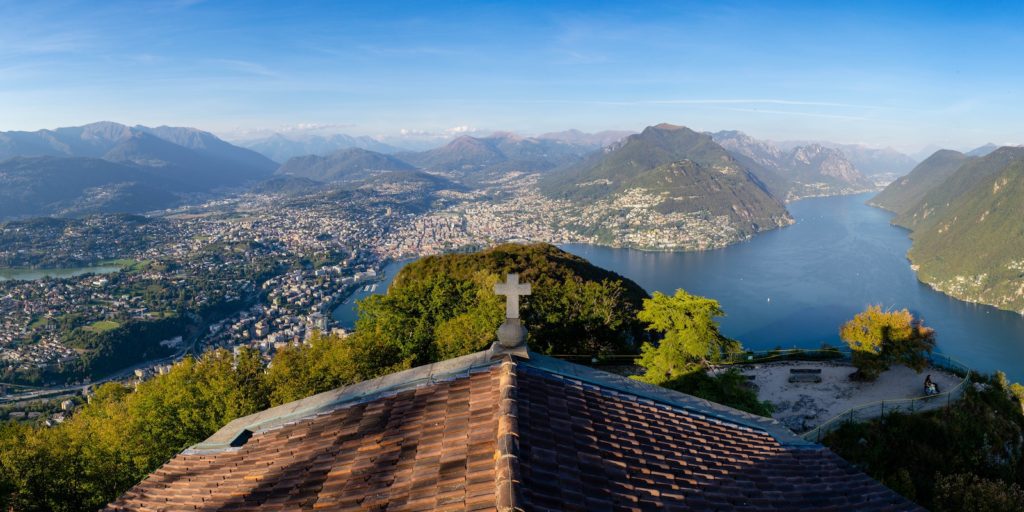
<box><xmin>494</xmin><ymin>273</ymin><xmax>531</xmax><ymax>320</ymax></box>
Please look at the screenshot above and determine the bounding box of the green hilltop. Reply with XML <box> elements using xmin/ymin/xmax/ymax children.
<box><xmin>872</xmin><ymin>147</ymin><xmax>1024</xmax><ymax>314</ymax></box>
<box><xmin>539</xmin><ymin>123</ymin><xmax>792</xmax><ymax>238</ymax></box>
<box><xmin>355</xmin><ymin>243</ymin><xmax>650</xmax><ymax>365</ymax></box>
<box><xmin>906</xmin><ymin>157</ymin><xmax>1024</xmax><ymax>314</ymax></box>
<box><xmin>870</xmin><ymin>149</ymin><xmax>969</xmax><ymax>216</ymax></box>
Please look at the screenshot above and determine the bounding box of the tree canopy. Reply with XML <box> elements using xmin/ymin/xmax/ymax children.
<box><xmin>634</xmin><ymin>289</ymin><xmax>739</xmax><ymax>384</ymax></box>
<box><xmin>839</xmin><ymin>305</ymin><xmax>936</xmax><ymax>380</ymax></box>
<box><xmin>630</xmin><ymin>289</ymin><xmax>770</xmax><ymax>416</ymax></box>
<box><xmin>347</xmin><ymin>243</ymin><xmax>649</xmax><ymax>370</ymax></box>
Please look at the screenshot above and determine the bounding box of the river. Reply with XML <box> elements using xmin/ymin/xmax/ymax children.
<box><xmin>563</xmin><ymin>193</ymin><xmax>1024</xmax><ymax>381</ymax></box>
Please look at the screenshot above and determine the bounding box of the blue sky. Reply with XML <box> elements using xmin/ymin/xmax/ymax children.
<box><xmin>1</xmin><ymin>1</ymin><xmax>1022</xmax><ymax>151</ymax></box>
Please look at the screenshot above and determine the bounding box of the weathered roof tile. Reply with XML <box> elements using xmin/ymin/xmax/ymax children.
<box><xmin>108</xmin><ymin>353</ymin><xmax>922</xmax><ymax>511</ymax></box>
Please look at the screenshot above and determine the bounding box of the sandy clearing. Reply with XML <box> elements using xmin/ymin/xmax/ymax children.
<box><xmin>717</xmin><ymin>361</ymin><xmax>962</xmax><ymax>433</ymax></box>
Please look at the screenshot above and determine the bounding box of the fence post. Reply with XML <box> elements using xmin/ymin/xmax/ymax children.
<box><xmin>910</xmin><ymin>399</ymin><xmax>915</xmax><ymax>413</ymax></box>
<box><xmin>880</xmin><ymin>401</ymin><xmax>884</xmax><ymax>417</ymax></box>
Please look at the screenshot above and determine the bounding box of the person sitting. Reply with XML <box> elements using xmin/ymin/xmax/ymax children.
<box><xmin>924</xmin><ymin>375</ymin><xmax>939</xmax><ymax>395</ymax></box>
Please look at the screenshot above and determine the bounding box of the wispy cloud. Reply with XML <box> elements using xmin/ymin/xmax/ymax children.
<box><xmin>204</xmin><ymin>59</ymin><xmax>277</xmax><ymax>77</ymax></box>
<box><xmin>646</xmin><ymin>99</ymin><xmax>882</xmax><ymax>109</ymax></box>
<box><xmin>720</xmin><ymin>107</ymin><xmax>871</xmax><ymax>121</ymax></box>
<box><xmin>357</xmin><ymin>44</ymin><xmax>467</xmax><ymax>57</ymax></box>
<box><xmin>0</xmin><ymin>31</ymin><xmax>96</xmax><ymax>58</ymax></box>
<box><xmin>398</xmin><ymin>125</ymin><xmax>478</xmax><ymax>138</ymax></box>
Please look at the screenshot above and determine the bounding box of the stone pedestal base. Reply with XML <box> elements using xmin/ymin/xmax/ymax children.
<box><xmin>496</xmin><ymin>318</ymin><xmax>527</xmax><ymax>348</ymax></box>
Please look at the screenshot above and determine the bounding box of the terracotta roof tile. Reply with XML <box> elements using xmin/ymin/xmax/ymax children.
<box><xmin>109</xmin><ymin>353</ymin><xmax>923</xmax><ymax>511</ymax></box>
<box><xmin>107</xmin><ymin>365</ymin><xmax>502</xmax><ymax>512</ymax></box>
<box><xmin>514</xmin><ymin>364</ymin><xmax>921</xmax><ymax>511</ymax></box>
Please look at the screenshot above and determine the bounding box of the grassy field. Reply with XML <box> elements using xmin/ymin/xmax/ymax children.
<box><xmin>98</xmin><ymin>259</ymin><xmax>150</xmax><ymax>272</ymax></box>
<box><xmin>82</xmin><ymin>320</ymin><xmax>121</xmax><ymax>333</ymax></box>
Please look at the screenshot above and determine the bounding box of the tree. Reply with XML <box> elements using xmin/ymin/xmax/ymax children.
<box><xmin>934</xmin><ymin>473</ymin><xmax>1024</xmax><ymax>512</ymax></box>
<box><xmin>635</xmin><ymin>289</ymin><xmax>739</xmax><ymax>384</ymax></box>
<box><xmin>839</xmin><ymin>305</ymin><xmax>936</xmax><ymax>380</ymax></box>
<box><xmin>265</xmin><ymin>331</ymin><xmax>408</xmax><ymax>406</ymax></box>
<box><xmin>350</xmin><ymin>244</ymin><xmax>647</xmax><ymax>364</ymax></box>
<box><xmin>0</xmin><ymin>348</ymin><xmax>274</xmax><ymax>512</ymax></box>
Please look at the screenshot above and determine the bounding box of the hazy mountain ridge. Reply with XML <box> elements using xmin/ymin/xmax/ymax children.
<box><xmin>240</xmin><ymin>133</ymin><xmax>404</xmax><ymax>163</ymax></box>
<box><xmin>536</xmin><ymin>129</ymin><xmax>634</xmax><ymax>148</ymax></box>
<box><xmin>712</xmin><ymin>131</ymin><xmax>873</xmax><ymax>200</ymax></box>
<box><xmin>870</xmin><ymin>149</ymin><xmax>969</xmax><ymax>215</ymax></box>
<box><xmin>277</xmin><ymin>148</ymin><xmax>416</xmax><ymax>182</ymax></box>
<box><xmin>397</xmin><ymin>133</ymin><xmax>592</xmax><ymax>178</ymax></box>
<box><xmin>0</xmin><ymin>122</ymin><xmax>277</xmax><ymax>219</ymax></box>
<box><xmin>0</xmin><ymin>156</ymin><xmax>180</xmax><ymax>218</ymax></box>
<box><xmin>965</xmin><ymin>143</ymin><xmax>1000</xmax><ymax>157</ymax></box>
<box><xmin>774</xmin><ymin>138</ymin><xmax>918</xmax><ymax>176</ymax></box>
<box><xmin>540</xmin><ymin>124</ymin><xmax>792</xmax><ymax>239</ymax></box>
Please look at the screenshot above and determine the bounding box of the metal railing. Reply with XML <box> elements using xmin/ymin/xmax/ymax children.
<box><xmin>552</xmin><ymin>347</ymin><xmax>973</xmax><ymax>443</ymax></box>
<box><xmin>800</xmin><ymin>352</ymin><xmax>972</xmax><ymax>442</ymax></box>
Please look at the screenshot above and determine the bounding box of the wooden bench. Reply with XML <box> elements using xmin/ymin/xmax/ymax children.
<box><xmin>788</xmin><ymin>373</ymin><xmax>822</xmax><ymax>383</ymax></box>
<box><xmin>789</xmin><ymin>368</ymin><xmax>822</xmax><ymax>375</ymax></box>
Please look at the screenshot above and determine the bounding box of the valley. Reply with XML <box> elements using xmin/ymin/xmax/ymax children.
<box><xmin>4</xmin><ymin>119</ymin><xmax>1021</xmax><ymax>392</ymax></box>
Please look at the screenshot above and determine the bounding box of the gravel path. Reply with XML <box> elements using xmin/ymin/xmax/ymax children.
<box><xmin>720</xmin><ymin>361</ymin><xmax>962</xmax><ymax>433</ymax></box>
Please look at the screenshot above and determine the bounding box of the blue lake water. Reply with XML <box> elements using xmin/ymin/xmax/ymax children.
<box><xmin>562</xmin><ymin>193</ymin><xmax>1024</xmax><ymax>381</ymax></box>
<box><xmin>331</xmin><ymin>260</ymin><xmax>410</xmax><ymax>329</ymax></box>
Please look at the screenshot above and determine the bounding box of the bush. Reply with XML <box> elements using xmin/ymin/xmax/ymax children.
<box><xmin>822</xmin><ymin>374</ymin><xmax>1024</xmax><ymax>509</ymax></box>
<box><xmin>658</xmin><ymin>368</ymin><xmax>774</xmax><ymax>417</ymax></box>
<box><xmin>934</xmin><ymin>473</ymin><xmax>1024</xmax><ymax>512</ymax></box>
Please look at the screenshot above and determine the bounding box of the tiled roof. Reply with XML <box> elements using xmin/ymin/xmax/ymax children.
<box><xmin>108</xmin><ymin>351</ymin><xmax>922</xmax><ymax>511</ymax></box>
<box><xmin>515</xmin><ymin>365</ymin><xmax>918</xmax><ymax>511</ymax></box>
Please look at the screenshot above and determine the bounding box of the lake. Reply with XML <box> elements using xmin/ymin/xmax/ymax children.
<box><xmin>331</xmin><ymin>260</ymin><xmax>410</xmax><ymax>328</ymax></box>
<box><xmin>330</xmin><ymin>193</ymin><xmax>1024</xmax><ymax>381</ymax></box>
<box><xmin>0</xmin><ymin>266</ymin><xmax>122</xmax><ymax>282</ymax></box>
<box><xmin>563</xmin><ymin>193</ymin><xmax>1024</xmax><ymax>381</ymax></box>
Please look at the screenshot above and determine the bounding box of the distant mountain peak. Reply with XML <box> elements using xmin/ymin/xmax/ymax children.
<box><xmin>487</xmin><ymin>131</ymin><xmax>523</xmax><ymax>141</ymax></box>
<box><xmin>711</xmin><ymin>130</ymin><xmax>871</xmax><ymax>196</ymax></box>
<box><xmin>650</xmin><ymin>123</ymin><xmax>685</xmax><ymax>131</ymax></box>
<box><xmin>536</xmin><ymin>129</ymin><xmax>632</xmax><ymax>148</ymax></box>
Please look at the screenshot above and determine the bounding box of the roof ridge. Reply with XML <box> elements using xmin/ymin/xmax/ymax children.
<box><xmin>188</xmin><ymin>350</ymin><xmax>500</xmax><ymax>453</ymax></box>
<box><xmin>494</xmin><ymin>357</ymin><xmax>525</xmax><ymax>512</ymax></box>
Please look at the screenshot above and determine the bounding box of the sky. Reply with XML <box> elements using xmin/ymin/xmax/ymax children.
<box><xmin>1</xmin><ymin>0</ymin><xmax>1022</xmax><ymax>152</ymax></box>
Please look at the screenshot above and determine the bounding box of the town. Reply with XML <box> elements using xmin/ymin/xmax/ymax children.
<box><xmin>0</xmin><ymin>171</ymin><xmax>804</xmax><ymax>424</ymax></box>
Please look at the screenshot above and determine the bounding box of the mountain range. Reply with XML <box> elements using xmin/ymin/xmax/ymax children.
<box><xmin>965</xmin><ymin>143</ymin><xmax>1001</xmax><ymax>157</ymax></box>
<box><xmin>276</xmin><ymin>148</ymin><xmax>416</xmax><ymax>182</ymax></box>
<box><xmin>872</xmin><ymin>146</ymin><xmax>1024</xmax><ymax>314</ymax></box>
<box><xmin>540</xmin><ymin>123</ymin><xmax>793</xmax><ymax>237</ymax></box>
<box><xmin>238</xmin><ymin>133</ymin><xmax>404</xmax><ymax>163</ymax></box>
<box><xmin>869</xmin><ymin>149</ymin><xmax>969</xmax><ymax>215</ymax></box>
<box><xmin>712</xmin><ymin>131</ymin><xmax>874</xmax><ymax>199</ymax></box>
<box><xmin>0</xmin><ymin>122</ymin><xmax>277</xmax><ymax>219</ymax></box>
<box><xmin>536</xmin><ymin>129</ymin><xmax>633</xmax><ymax>148</ymax></box>
<box><xmin>396</xmin><ymin>133</ymin><xmax>593</xmax><ymax>180</ymax></box>
<box><xmin>238</xmin><ymin>129</ymin><xmax>631</xmax><ymax>166</ymax></box>
<box><xmin>774</xmin><ymin>139</ymin><xmax>917</xmax><ymax>177</ymax></box>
